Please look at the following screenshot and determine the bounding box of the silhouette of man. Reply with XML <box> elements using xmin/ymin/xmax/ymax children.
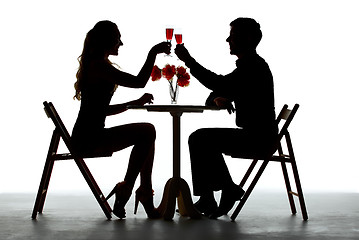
<box><xmin>175</xmin><ymin>17</ymin><xmax>277</xmax><ymax>219</ymax></box>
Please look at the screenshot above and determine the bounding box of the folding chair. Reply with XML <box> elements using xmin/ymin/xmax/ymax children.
<box><xmin>229</xmin><ymin>104</ymin><xmax>308</xmax><ymax>221</ymax></box>
<box><xmin>32</xmin><ymin>101</ymin><xmax>113</xmax><ymax>220</ymax></box>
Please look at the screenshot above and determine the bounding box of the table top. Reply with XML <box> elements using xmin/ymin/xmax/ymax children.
<box><xmin>127</xmin><ymin>105</ymin><xmax>221</xmax><ymax>113</ymax></box>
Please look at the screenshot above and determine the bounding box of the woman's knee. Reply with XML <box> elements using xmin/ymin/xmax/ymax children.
<box><xmin>139</xmin><ymin>123</ymin><xmax>156</xmax><ymax>142</ymax></box>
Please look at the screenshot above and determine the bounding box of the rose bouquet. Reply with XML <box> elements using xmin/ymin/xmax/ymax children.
<box><xmin>151</xmin><ymin>64</ymin><xmax>190</xmax><ymax>104</ymax></box>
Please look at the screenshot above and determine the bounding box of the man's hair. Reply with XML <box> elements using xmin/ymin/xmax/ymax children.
<box><xmin>230</xmin><ymin>18</ymin><xmax>262</xmax><ymax>47</ymax></box>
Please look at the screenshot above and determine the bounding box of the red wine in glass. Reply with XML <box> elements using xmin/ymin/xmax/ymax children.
<box><xmin>165</xmin><ymin>28</ymin><xmax>174</xmax><ymax>56</ymax></box>
<box><xmin>175</xmin><ymin>34</ymin><xmax>182</xmax><ymax>44</ymax></box>
<box><xmin>166</xmin><ymin>28</ymin><xmax>174</xmax><ymax>42</ymax></box>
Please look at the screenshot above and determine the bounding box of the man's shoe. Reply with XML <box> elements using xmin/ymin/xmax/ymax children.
<box><xmin>209</xmin><ymin>185</ymin><xmax>244</xmax><ymax>219</ymax></box>
<box><xmin>194</xmin><ymin>197</ymin><xmax>218</xmax><ymax>217</ymax></box>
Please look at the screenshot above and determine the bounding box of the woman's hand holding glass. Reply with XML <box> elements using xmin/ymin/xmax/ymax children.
<box><xmin>151</xmin><ymin>42</ymin><xmax>171</xmax><ymax>55</ymax></box>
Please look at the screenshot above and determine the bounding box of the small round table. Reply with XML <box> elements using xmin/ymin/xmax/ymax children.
<box><xmin>128</xmin><ymin>105</ymin><xmax>221</xmax><ymax>220</ymax></box>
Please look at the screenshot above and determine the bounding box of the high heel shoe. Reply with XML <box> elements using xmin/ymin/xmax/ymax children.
<box><xmin>106</xmin><ymin>181</ymin><xmax>132</xmax><ymax>219</ymax></box>
<box><xmin>134</xmin><ymin>186</ymin><xmax>161</xmax><ymax>219</ymax></box>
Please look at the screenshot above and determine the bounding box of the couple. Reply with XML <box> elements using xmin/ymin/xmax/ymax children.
<box><xmin>71</xmin><ymin>18</ymin><xmax>277</xmax><ymax>220</ymax></box>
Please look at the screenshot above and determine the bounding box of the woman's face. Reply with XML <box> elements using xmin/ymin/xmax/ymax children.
<box><xmin>108</xmin><ymin>30</ymin><xmax>123</xmax><ymax>56</ymax></box>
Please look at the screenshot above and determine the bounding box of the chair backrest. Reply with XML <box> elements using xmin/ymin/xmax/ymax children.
<box><xmin>44</xmin><ymin>101</ymin><xmax>113</xmax><ymax>158</ymax></box>
<box><xmin>273</xmin><ymin>104</ymin><xmax>299</xmax><ymax>155</ymax></box>
<box><xmin>276</xmin><ymin>104</ymin><xmax>299</xmax><ymax>140</ymax></box>
<box><xmin>43</xmin><ymin>101</ymin><xmax>72</xmax><ymax>148</ymax></box>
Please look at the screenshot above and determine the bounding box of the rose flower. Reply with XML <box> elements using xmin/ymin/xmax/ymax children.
<box><xmin>176</xmin><ymin>66</ymin><xmax>190</xmax><ymax>87</ymax></box>
<box><xmin>151</xmin><ymin>65</ymin><xmax>162</xmax><ymax>81</ymax></box>
<box><xmin>162</xmin><ymin>64</ymin><xmax>176</xmax><ymax>80</ymax></box>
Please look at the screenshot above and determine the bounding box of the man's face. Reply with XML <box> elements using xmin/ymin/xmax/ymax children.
<box><xmin>226</xmin><ymin>27</ymin><xmax>250</xmax><ymax>56</ymax></box>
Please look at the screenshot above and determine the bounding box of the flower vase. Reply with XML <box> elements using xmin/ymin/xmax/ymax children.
<box><xmin>169</xmin><ymin>80</ymin><xmax>179</xmax><ymax>104</ymax></box>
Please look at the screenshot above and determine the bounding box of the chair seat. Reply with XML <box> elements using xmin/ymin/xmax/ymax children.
<box><xmin>82</xmin><ymin>151</ymin><xmax>113</xmax><ymax>158</ymax></box>
<box><xmin>271</xmin><ymin>154</ymin><xmax>291</xmax><ymax>162</ymax></box>
<box><xmin>53</xmin><ymin>151</ymin><xmax>113</xmax><ymax>160</ymax></box>
<box><xmin>229</xmin><ymin>151</ymin><xmax>272</xmax><ymax>160</ymax></box>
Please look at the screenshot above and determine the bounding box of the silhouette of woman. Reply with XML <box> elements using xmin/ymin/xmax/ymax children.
<box><xmin>71</xmin><ymin>20</ymin><xmax>170</xmax><ymax>219</ymax></box>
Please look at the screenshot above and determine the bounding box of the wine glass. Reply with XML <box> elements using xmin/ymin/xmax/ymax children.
<box><xmin>166</xmin><ymin>28</ymin><xmax>174</xmax><ymax>42</ymax></box>
<box><xmin>165</xmin><ymin>27</ymin><xmax>174</xmax><ymax>56</ymax></box>
<box><xmin>175</xmin><ymin>32</ymin><xmax>182</xmax><ymax>45</ymax></box>
<box><xmin>175</xmin><ymin>29</ymin><xmax>183</xmax><ymax>60</ymax></box>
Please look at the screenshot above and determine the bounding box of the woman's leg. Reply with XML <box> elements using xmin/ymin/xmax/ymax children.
<box><xmin>139</xmin><ymin>141</ymin><xmax>155</xmax><ymax>189</ymax></box>
<box><xmin>99</xmin><ymin>123</ymin><xmax>160</xmax><ymax>218</ymax></box>
<box><xmin>100</xmin><ymin>123</ymin><xmax>156</xmax><ymax>189</ymax></box>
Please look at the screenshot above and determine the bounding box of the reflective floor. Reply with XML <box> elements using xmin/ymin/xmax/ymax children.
<box><xmin>0</xmin><ymin>191</ymin><xmax>358</xmax><ymax>240</ymax></box>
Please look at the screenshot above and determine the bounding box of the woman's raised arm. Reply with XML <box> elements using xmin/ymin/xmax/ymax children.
<box><xmin>105</xmin><ymin>42</ymin><xmax>171</xmax><ymax>88</ymax></box>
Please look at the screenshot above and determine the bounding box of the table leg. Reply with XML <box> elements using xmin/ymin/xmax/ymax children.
<box><xmin>156</xmin><ymin>112</ymin><xmax>201</xmax><ymax>220</ymax></box>
<box><xmin>157</xmin><ymin>177</ymin><xmax>201</xmax><ymax>220</ymax></box>
<box><xmin>172</xmin><ymin>112</ymin><xmax>181</xmax><ymax>178</ymax></box>
<box><xmin>176</xmin><ymin>178</ymin><xmax>202</xmax><ymax>218</ymax></box>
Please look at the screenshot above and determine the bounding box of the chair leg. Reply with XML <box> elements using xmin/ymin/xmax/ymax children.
<box><xmin>231</xmin><ymin>160</ymin><xmax>269</xmax><ymax>221</ymax></box>
<box><xmin>286</xmin><ymin>133</ymin><xmax>308</xmax><ymax>221</ymax></box>
<box><xmin>239</xmin><ymin>159</ymin><xmax>258</xmax><ymax>188</ymax></box>
<box><xmin>32</xmin><ymin>130</ymin><xmax>60</xmax><ymax>219</ymax></box>
<box><xmin>74</xmin><ymin>157</ymin><xmax>112</xmax><ymax>220</ymax></box>
<box><xmin>32</xmin><ymin>157</ymin><xmax>55</xmax><ymax>219</ymax></box>
<box><xmin>291</xmin><ymin>160</ymin><xmax>308</xmax><ymax>221</ymax></box>
<box><xmin>281</xmin><ymin>161</ymin><xmax>297</xmax><ymax>215</ymax></box>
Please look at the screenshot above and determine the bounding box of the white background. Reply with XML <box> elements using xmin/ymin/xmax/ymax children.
<box><xmin>1</xmin><ymin>0</ymin><xmax>358</xmax><ymax>195</ymax></box>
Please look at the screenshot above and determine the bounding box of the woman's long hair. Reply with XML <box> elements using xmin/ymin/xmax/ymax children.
<box><xmin>74</xmin><ymin>20</ymin><xmax>119</xmax><ymax>100</ymax></box>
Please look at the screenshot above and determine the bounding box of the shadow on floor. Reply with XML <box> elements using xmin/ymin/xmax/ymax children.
<box><xmin>0</xmin><ymin>192</ymin><xmax>358</xmax><ymax>240</ymax></box>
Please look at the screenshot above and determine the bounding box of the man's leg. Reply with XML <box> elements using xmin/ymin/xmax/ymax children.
<box><xmin>188</xmin><ymin>128</ymin><xmax>245</xmax><ymax>218</ymax></box>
